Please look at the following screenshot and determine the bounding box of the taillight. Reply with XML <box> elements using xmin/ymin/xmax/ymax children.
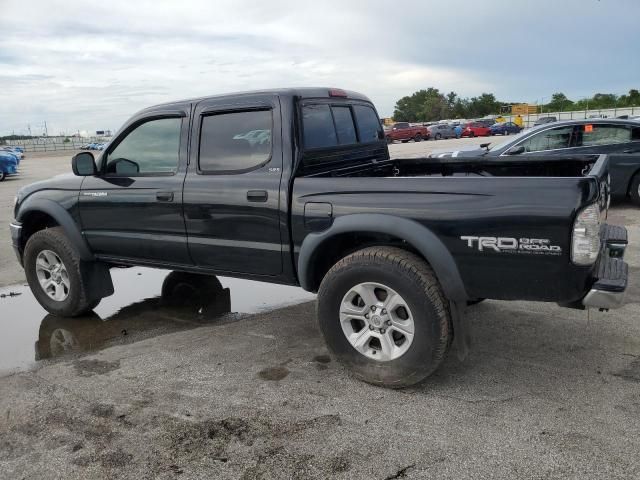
<box><xmin>328</xmin><ymin>88</ymin><xmax>347</xmax><ymax>98</ymax></box>
<box><xmin>571</xmin><ymin>203</ymin><xmax>601</xmax><ymax>265</ymax></box>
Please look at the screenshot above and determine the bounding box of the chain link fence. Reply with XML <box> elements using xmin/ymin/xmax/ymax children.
<box><xmin>4</xmin><ymin>136</ymin><xmax>112</xmax><ymax>153</ymax></box>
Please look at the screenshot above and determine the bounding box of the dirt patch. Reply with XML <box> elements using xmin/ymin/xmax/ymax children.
<box><xmin>328</xmin><ymin>452</ymin><xmax>352</xmax><ymax>474</ymax></box>
<box><xmin>73</xmin><ymin>359</ymin><xmax>121</xmax><ymax>377</ymax></box>
<box><xmin>613</xmin><ymin>358</ymin><xmax>640</xmax><ymax>382</ymax></box>
<box><xmin>90</xmin><ymin>403</ymin><xmax>115</xmax><ymax>418</ymax></box>
<box><xmin>257</xmin><ymin>366</ymin><xmax>289</xmax><ymax>381</ymax></box>
<box><xmin>385</xmin><ymin>464</ymin><xmax>416</xmax><ymax>479</ymax></box>
<box><xmin>313</xmin><ymin>355</ymin><xmax>331</xmax><ymax>364</ymax></box>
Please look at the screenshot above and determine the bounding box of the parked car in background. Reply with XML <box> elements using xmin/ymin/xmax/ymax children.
<box><xmin>385</xmin><ymin>122</ymin><xmax>430</xmax><ymax>143</ymax></box>
<box><xmin>490</xmin><ymin>122</ymin><xmax>522</xmax><ymax>136</ymax></box>
<box><xmin>0</xmin><ymin>151</ymin><xmax>18</xmax><ymax>181</ymax></box>
<box><xmin>428</xmin><ymin>124</ymin><xmax>456</xmax><ymax>140</ymax></box>
<box><xmin>430</xmin><ymin>119</ymin><xmax>640</xmax><ymax>205</ymax></box>
<box><xmin>475</xmin><ymin>119</ymin><xmax>497</xmax><ymax>128</ymax></box>
<box><xmin>461</xmin><ymin>122</ymin><xmax>491</xmax><ymax>137</ymax></box>
<box><xmin>533</xmin><ymin>116</ymin><xmax>557</xmax><ymax>126</ymax></box>
<box><xmin>1</xmin><ymin>147</ymin><xmax>22</xmax><ymax>163</ymax></box>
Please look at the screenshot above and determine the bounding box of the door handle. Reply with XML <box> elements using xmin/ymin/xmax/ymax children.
<box><xmin>247</xmin><ymin>190</ymin><xmax>268</xmax><ymax>202</ymax></box>
<box><xmin>156</xmin><ymin>191</ymin><xmax>174</xmax><ymax>202</ymax></box>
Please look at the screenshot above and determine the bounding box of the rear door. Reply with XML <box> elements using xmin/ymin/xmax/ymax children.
<box><xmin>571</xmin><ymin>123</ymin><xmax>640</xmax><ymax>195</ymax></box>
<box><xmin>183</xmin><ymin>94</ymin><xmax>284</xmax><ymax>275</ymax></box>
<box><xmin>80</xmin><ymin>110</ymin><xmax>190</xmax><ymax>264</ymax></box>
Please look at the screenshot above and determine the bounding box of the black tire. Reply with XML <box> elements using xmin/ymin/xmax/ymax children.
<box><xmin>401</xmin><ymin>139</ymin><xmax>409</xmax><ymax>143</ymax></box>
<box><xmin>469</xmin><ymin>132</ymin><xmax>475</xmax><ymax>137</ymax></box>
<box><xmin>386</xmin><ymin>136</ymin><xmax>393</xmax><ymax>144</ymax></box>
<box><xmin>24</xmin><ymin>227</ymin><xmax>98</xmax><ymax>317</ymax></box>
<box><xmin>414</xmin><ymin>134</ymin><xmax>422</xmax><ymax>142</ymax></box>
<box><xmin>317</xmin><ymin>247</ymin><xmax>451</xmax><ymax>388</ymax></box>
<box><xmin>630</xmin><ymin>173</ymin><xmax>640</xmax><ymax>206</ymax></box>
<box><xmin>161</xmin><ymin>271</ymin><xmax>224</xmax><ymax>301</ymax></box>
<box><xmin>0</xmin><ymin>171</ymin><xmax>5</xmax><ymax>181</ymax></box>
<box><xmin>435</xmin><ymin>133</ymin><xmax>442</xmax><ymax>140</ymax></box>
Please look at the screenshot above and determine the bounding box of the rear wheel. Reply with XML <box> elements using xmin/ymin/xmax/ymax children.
<box><xmin>386</xmin><ymin>136</ymin><xmax>393</xmax><ymax>144</ymax></box>
<box><xmin>317</xmin><ymin>247</ymin><xmax>451</xmax><ymax>388</ymax></box>
<box><xmin>469</xmin><ymin>132</ymin><xmax>475</xmax><ymax>137</ymax></box>
<box><xmin>24</xmin><ymin>227</ymin><xmax>99</xmax><ymax>317</ymax></box>
<box><xmin>630</xmin><ymin>173</ymin><xmax>640</xmax><ymax>206</ymax></box>
<box><xmin>414</xmin><ymin>134</ymin><xmax>422</xmax><ymax>142</ymax></box>
<box><xmin>0</xmin><ymin>171</ymin><xmax>5</xmax><ymax>181</ymax></box>
<box><xmin>435</xmin><ymin>133</ymin><xmax>442</xmax><ymax>140</ymax></box>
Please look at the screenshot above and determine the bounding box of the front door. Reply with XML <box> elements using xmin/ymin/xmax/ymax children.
<box><xmin>183</xmin><ymin>94</ymin><xmax>284</xmax><ymax>276</ymax></box>
<box><xmin>80</xmin><ymin>111</ymin><xmax>191</xmax><ymax>264</ymax></box>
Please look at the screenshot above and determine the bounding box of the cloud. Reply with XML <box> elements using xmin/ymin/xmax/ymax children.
<box><xmin>0</xmin><ymin>0</ymin><xmax>638</xmax><ymax>134</ymax></box>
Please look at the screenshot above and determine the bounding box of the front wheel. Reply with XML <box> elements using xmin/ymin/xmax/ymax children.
<box><xmin>0</xmin><ymin>171</ymin><xmax>5</xmax><ymax>181</ymax></box>
<box><xmin>469</xmin><ymin>132</ymin><xmax>475</xmax><ymax>137</ymax></box>
<box><xmin>435</xmin><ymin>133</ymin><xmax>442</xmax><ymax>140</ymax></box>
<box><xmin>24</xmin><ymin>227</ymin><xmax>100</xmax><ymax>317</ymax></box>
<box><xmin>414</xmin><ymin>134</ymin><xmax>422</xmax><ymax>142</ymax></box>
<box><xmin>317</xmin><ymin>247</ymin><xmax>451</xmax><ymax>388</ymax></box>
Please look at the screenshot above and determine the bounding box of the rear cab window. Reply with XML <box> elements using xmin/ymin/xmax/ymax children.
<box><xmin>299</xmin><ymin>99</ymin><xmax>387</xmax><ymax>175</ymax></box>
<box><xmin>302</xmin><ymin>102</ymin><xmax>383</xmax><ymax>150</ymax></box>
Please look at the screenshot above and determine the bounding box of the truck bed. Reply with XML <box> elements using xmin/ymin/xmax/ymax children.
<box><xmin>298</xmin><ymin>154</ymin><xmax>604</xmax><ymax>179</ymax></box>
<box><xmin>291</xmin><ymin>154</ymin><xmax>609</xmax><ymax>303</ymax></box>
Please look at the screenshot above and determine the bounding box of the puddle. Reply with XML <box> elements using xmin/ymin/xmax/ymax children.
<box><xmin>0</xmin><ymin>267</ymin><xmax>315</xmax><ymax>375</ymax></box>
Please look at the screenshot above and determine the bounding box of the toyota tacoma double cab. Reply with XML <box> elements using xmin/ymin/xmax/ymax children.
<box><xmin>10</xmin><ymin>87</ymin><xmax>629</xmax><ymax>388</ymax></box>
<box><xmin>385</xmin><ymin>122</ymin><xmax>430</xmax><ymax>143</ymax></box>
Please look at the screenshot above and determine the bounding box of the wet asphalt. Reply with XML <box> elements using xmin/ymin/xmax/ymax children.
<box><xmin>0</xmin><ymin>146</ymin><xmax>639</xmax><ymax>479</ymax></box>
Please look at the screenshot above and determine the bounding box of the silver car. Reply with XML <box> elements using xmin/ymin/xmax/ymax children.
<box><xmin>428</xmin><ymin>124</ymin><xmax>457</xmax><ymax>140</ymax></box>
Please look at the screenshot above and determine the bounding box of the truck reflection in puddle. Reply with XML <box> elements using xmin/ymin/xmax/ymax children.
<box><xmin>0</xmin><ymin>267</ymin><xmax>315</xmax><ymax>374</ymax></box>
<box><xmin>35</xmin><ymin>271</ymin><xmax>234</xmax><ymax>361</ymax></box>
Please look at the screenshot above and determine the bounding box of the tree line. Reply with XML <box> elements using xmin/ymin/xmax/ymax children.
<box><xmin>392</xmin><ymin>88</ymin><xmax>640</xmax><ymax>122</ymax></box>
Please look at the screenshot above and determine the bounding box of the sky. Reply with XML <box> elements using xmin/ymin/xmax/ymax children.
<box><xmin>0</xmin><ymin>0</ymin><xmax>638</xmax><ymax>136</ymax></box>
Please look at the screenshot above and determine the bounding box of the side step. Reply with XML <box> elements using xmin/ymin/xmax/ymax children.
<box><xmin>601</xmin><ymin>223</ymin><xmax>628</xmax><ymax>258</ymax></box>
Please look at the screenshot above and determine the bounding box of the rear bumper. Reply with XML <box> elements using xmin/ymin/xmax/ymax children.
<box><xmin>582</xmin><ymin>224</ymin><xmax>629</xmax><ymax>310</ymax></box>
<box><xmin>9</xmin><ymin>221</ymin><xmax>23</xmax><ymax>265</ymax></box>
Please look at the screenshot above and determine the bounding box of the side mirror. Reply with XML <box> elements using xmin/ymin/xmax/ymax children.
<box><xmin>506</xmin><ymin>145</ymin><xmax>525</xmax><ymax>155</ymax></box>
<box><xmin>72</xmin><ymin>152</ymin><xmax>97</xmax><ymax>176</ymax></box>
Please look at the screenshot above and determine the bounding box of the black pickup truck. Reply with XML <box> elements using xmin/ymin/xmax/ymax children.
<box><xmin>10</xmin><ymin>88</ymin><xmax>629</xmax><ymax>387</ymax></box>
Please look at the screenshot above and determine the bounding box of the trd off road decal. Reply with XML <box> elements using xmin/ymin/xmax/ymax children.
<box><xmin>460</xmin><ymin>236</ymin><xmax>562</xmax><ymax>255</ymax></box>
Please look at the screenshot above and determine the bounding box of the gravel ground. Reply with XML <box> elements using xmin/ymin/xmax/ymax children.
<box><xmin>1</xmin><ymin>141</ymin><xmax>639</xmax><ymax>479</ymax></box>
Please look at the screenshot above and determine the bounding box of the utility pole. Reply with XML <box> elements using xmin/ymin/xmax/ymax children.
<box><xmin>44</xmin><ymin>121</ymin><xmax>48</xmax><ymax>137</ymax></box>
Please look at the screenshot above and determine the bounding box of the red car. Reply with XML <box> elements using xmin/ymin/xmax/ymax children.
<box><xmin>462</xmin><ymin>122</ymin><xmax>492</xmax><ymax>137</ymax></box>
<box><xmin>385</xmin><ymin>122</ymin><xmax>430</xmax><ymax>143</ymax></box>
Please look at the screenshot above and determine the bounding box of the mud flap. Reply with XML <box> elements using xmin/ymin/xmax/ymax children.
<box><xmin>80</xmin><ymin>261</ymin><xmax>114</xmax><ymax>302</ymax></box>
<box><xmin>450</xmin><ymin>301</ymin><xmax>470</xmax><ymax>361</ymax></box>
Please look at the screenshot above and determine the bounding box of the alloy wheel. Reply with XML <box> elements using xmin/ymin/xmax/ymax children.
<box><xmin>339</xmin><ymin>282</ymin><xmax>415</xmax><ymax>362</ymax></box>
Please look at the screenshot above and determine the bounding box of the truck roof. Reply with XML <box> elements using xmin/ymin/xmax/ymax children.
<box><xmin>139</xmin><ymin>87</ymin><xmax>373</xmax><ymax>113</ymax></box>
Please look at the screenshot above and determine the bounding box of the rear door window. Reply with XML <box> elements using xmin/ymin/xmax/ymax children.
<box><xmin>578</xmin><ymin>124</ymin><xmax>631</xmax><ymax>147</ymax></box>
<box><xmin>199</xmin><ymin>109</ymin><xmax>272</xmax><ymax>173</ymax></box>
